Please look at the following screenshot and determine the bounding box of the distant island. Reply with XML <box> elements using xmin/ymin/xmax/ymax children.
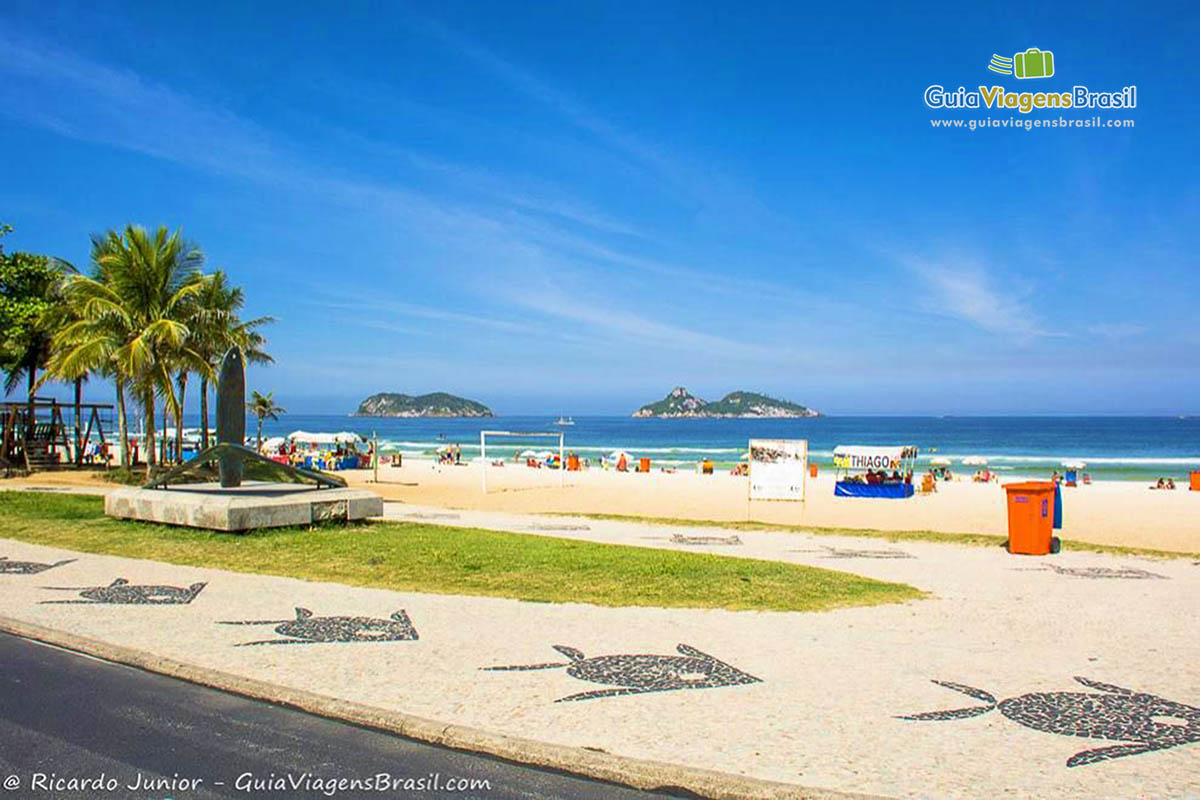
<box><xmin>353</xmin><ymin>392</ymin><xmax>494</xmax><ymax>418</ymax></box>
<box><xmin>632</xmin><ymin>387</ymin><xmax>820</xmax><ymax>418</ymax></box>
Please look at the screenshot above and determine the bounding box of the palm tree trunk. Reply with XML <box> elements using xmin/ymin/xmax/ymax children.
<box><xmin>73</xmin><ymin>378</ymin><xmax>83</xmax><ymax>467</ymax></box>
<box><xmin>162</xmin><ymin>403</ymin><xmax>169</xmax><ymax>464</ymax></box>
<box><xmin>175</xmin><ymin>371</ymin><xmax>188</xmax><ymax>465</ymax></box>
<box><xmin>24</xmin><ymin>365</ymin><xmax>35</xmax><ymax>443</ymax></box>
<box><xmin>116</xmin><ymin>379</ymin><xmax>129</xmax><ymax>468</ymax></box>
<box><xmin>199</xmin><ymin>377</ymin><xmax>210</xmax><ymax>449</ymax></box>
<box><xmin>144</xmin><ymin>390</ymin><xmax>157</xmax><ymax>475</ymax></box>
<box><xmin>256</xmin><ymin>416</ymin><xmax>264</xmax><ymax>451</ymax></box>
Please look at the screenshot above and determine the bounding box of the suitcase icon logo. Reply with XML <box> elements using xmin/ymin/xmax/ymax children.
<box><xmin>988</xmin><ymin>48</ymin><xmax>1055</xmax><ymax>79</ymax></box>
<box><xmin>1015</xmin><ymin>48</ymin><xmax>1055</xmax><ymax>79</ymax></box>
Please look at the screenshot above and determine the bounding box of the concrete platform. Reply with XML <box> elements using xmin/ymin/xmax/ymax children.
<box><xmin>104</xmin><ymin>482</ymin><xmax>384</xmax><ymax>531</ymax></box>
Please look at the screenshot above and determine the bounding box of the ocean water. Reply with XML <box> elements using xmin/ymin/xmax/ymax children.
<box><xmin>245</xmin><ymin>415</ymin><xmax>1200</xmax><ymax>482</ymax></box>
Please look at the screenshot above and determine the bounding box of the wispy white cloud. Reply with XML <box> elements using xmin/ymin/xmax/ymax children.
<box><xmin>314</xmin><ymin>295</ymin><xmax>539</xmax><ymax>336</ymax></box>
<box><xmin>491</xmin><ymin>276</ymin><xmax>801</xmax><ymax>364</ymax></box>
<box><xmin>897</xmin><ymin>252</ymin><xmax>1050</xmax><ymax>339</ymax></box>
<box><xmin>1085</xmin><ymin>322</ymin><xmax>1146</xmax><ymax>340</ymax></box>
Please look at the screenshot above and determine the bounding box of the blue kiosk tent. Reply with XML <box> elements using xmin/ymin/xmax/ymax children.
<box><xmin>833</xmin><ymin>445</ymin><xmax>918</xmax><ymax>498</ymax></box>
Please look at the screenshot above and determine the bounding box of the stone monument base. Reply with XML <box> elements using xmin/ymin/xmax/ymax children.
<box><xmin>105</xmin><ymin>482</ymin><xmax>384</xmax><ymax>532</ymax></box>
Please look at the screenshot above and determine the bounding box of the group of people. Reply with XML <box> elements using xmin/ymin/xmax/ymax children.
<box><xmin>1150</xmin><ymin>477</ymin><xmax>1177</xmax><ymax>490</ymax></box>
<box><xmin>845</xmin><ymin>469</ymin><xmax>913</xmax><ymax>485</ymax></box>
<box><xmin>438</xmin><ymin>444</ymin><xmax>463</xmax><ymax>465</ymax></box>
<box><xmin>269</xmin><ymin>439</ymin><xmax>372</xmax><ymax>471</ymax></box>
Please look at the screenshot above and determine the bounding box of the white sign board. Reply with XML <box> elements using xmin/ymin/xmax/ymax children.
<box><xmin>749</xmin><ymin>439</ymin><xmax>808</xmax><ymax>501</ymax></box>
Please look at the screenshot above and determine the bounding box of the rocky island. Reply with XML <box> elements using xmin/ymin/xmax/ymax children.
<box><xmin>353</xmin><ymin>392</ymin><xmax>494</xmax><ymax>418</ymax></box>
<box><xmin>632</xmin><ymin>387</ymin><xmax>820</xmax><ymax>418</ymax></box>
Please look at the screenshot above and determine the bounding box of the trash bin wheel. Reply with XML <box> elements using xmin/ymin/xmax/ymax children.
<box><xmin>1050</xmin><ymin>536</ymin><xmax>1062</xmax><ymax>554</ymax></box>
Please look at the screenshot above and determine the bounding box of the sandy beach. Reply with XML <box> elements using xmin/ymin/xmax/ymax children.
<box><xmin>326</xmin><ymin>460</ymin><xmax>1200</xmax><ymax>554</ymax></box>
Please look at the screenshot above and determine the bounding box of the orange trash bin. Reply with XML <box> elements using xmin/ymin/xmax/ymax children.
<box><xmin>809</xmin><ymin>463</ymin><xmax>819</xmax><ymax>478</ymax></box>
<box><xmin>1191</xmin><ymin>470</ymin><xmax>1200</xmax><ymax>491</ymax></box>
<box><xmin>639</xmin><ymin>457</ymin><xmax>650</xmax><ymax>473</ymax></box>
<box><xmin>1003</xmin><ymin>481</ymin><xmax>1057</xmax><ymax>555</ymax></box>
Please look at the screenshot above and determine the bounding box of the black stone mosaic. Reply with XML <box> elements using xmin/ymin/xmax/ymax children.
<box><xmin>218</xmin><ymin>607</ymin><xmax>419</xmax><ymax>646</ymax></box>
<box><xmin>791</xmin><ymin>545</ymin><xmax>914</xmax><ymax>560</ymax></box>
<box><xmin>0</xmin><ymin>557</ymin><xmax>76</xmax><ymax>575</ymax></box>
<box><xmin>40</xmin><ymin>578</ymin><xmax>206</xmax><ymax>605</ymax></box>
<box><xmin>527</xmin><ymin>524</ymin><xmax>592</xmax><ymax>531</ymax></box>
<box><xmin>400</xmin><ymin>513</ymin><xmax>460</xmax><ymax>520</ymax></box>
<box><xmin>483</xmin><ymin>643</ymin><xmax>761</xmax><ymax>702</ymax></box>
<box><xmin>898</xmin><ymin>677</ymin><xmax>1200</xmax><ymax>766</ymax></box>
<box><xmin>1038</xmin><ymin>564</ymin><xmax>1169</xmax><ymax>580</ymax></box>
<box><xmin>668</xmin><ymin>534</ymin><xmax>743</xmax><ymax>546</ymax></box>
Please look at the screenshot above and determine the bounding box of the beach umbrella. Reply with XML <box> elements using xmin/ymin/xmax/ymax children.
<box><xmin>962</xmin><ymin>455</ymin><xmax>988</xmax><ymax>466</ymax></box>
<box><xmin>1061</xmin><ymin>459</ymin><xmax>1087</xmax><ymax>469</ymax></box>
<box><xmin>517</xmin><ymin>449</ymin><xmax>538</xmax><ymax>459</ymax></box>
<box><xmin>605</xmin><ymin>450</ymin><xmax>633</xmax><ymax>464</ymax></box>
<box><xmin>930</xmin><ymin>456</ymin><xmax>952</xmax><ymax>466</ymax></box>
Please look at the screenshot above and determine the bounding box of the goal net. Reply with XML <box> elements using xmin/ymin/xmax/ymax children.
<box><xmin>479</xmin><ymin>430</ymin><xmax>565</xmax><ymax>494</ymax></box>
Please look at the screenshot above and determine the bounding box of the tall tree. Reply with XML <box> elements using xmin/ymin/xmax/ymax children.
<box><xmin>247</xmin><ymin>390</ymin><xmax>285</xmax><ymax>452</ymax></box>
<box><xmin>0</xmin><ymin>224</ymin><xmax>70</xmax><ymax>446</ymax></box>
<box><xmin>58</xmin><ymin>225</ymin><xmax>206</xmax><ymax>476</ymax></box>
<box><xmin>189</xmin><ymin>271</ymin><xmax>273</xmax><ymax>450</ymax></box>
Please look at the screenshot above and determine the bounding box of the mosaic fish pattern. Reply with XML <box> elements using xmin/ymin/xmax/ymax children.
<box><xmin>0</xmin><ymin>557</ymin><xmax>76</xmax><ymax>575</ymax></box>
<box><xmin>669</xmin><ymin>534</ymin><xmax>743</xmax><ymax>546</ymax></box>
<box><xmin>792</xmin><ymin>545</ymin><xmax>914</xmax><ymax>560</ymax></box>
<box><xmin>898</xmin><ymin>677</ymin><xmax>1200</xmax><ymax>766</ymax></box>
<box><xmin>1039</xmin><ymin>564</ymin><xmax>1168</xmax><ymax>580</ymax></box>
<box><xmin>218</xmin><ymin>607</ymin><xmax>418</xmax><ymax>646</ymax></box>
<box><xmin>483</xmin><ymin>643</ymin><xmax>761</xmax><ymax>702</ymax></box>
<box><xmin>40</xmin><ymin>578</ymin><xmax>206</xmax><ymax>605</ymax></box>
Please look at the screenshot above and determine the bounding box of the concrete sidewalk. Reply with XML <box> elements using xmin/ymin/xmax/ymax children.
<box><xmin>1</xmin><ymin>498</ymin><xmax>1198</xmax><ymax>797</ymax></box>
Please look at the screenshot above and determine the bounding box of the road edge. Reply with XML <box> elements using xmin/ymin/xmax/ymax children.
<box><xmin>0</xmin><ymin>615</ymin><xmax>881</xmax><ymax>800</ymax></box>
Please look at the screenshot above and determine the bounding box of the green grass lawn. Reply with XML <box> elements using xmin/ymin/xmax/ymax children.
<box><xmin>559</xmin><ymin>512</ymin><xmax>1200</xmax><ymax>560</ymax></box>
<box><xmin>0</xmin><ymin>491</ymin><xmax>922</xmax><ymax>612</ymax></box>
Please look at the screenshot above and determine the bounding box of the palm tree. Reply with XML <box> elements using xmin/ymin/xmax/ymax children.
<box><xmin>57</xmin><ymin>225</ymin><xmax>207</xmax><ymax>476</ymax></box>
<box><xmin>247</xmin><ymin>390</ymin><xmax>285</xmax><ymax>451</ymax></box>
<box><xmin>50</xmin><ymin>273</ymin><xmax>135</xmax><ymax>467</ymax></box>
<box><xmin>190</xmin><ymin>272</ymin><xmax>273</xmax><ymax>450</ymax></box>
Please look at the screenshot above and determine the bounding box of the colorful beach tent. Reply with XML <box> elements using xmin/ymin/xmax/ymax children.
<box><xmin>287</xmin><ymin>430</ymin><xmax>360</xmax><ymax>445</ymax></box>
<box><xmin>832</xmin><ymin>445</ymin><xmax>917</xmax><ymax>498</ymax></box>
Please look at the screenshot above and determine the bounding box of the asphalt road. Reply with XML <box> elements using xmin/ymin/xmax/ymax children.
<box><xmin>0</xmin><ymin>632</ymin><xmax>670</xmax><ymax>799</ymax></box>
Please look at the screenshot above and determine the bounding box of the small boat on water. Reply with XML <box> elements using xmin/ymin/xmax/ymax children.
<box><xmin>554</xmin><ymin>416</ymin><xmax>575</xmax><ymax>426</ymax></box>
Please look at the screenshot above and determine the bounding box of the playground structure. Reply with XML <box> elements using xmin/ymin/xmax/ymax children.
<box><xmin>1</xmin><ymin>397</ymin><xmax>113</xmax><ymax>473</ymax></box>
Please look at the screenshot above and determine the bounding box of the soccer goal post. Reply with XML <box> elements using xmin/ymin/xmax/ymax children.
<box><xmin>479</xmin><ymin>430</ymin><xmax>565</xmax><ymax>494</ymax></box>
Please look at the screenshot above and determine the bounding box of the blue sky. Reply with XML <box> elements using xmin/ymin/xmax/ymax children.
<box><xmin>2</xmin><ymin>1</ymin><xmax>1197</xmax><ymax>415</ymax></box>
